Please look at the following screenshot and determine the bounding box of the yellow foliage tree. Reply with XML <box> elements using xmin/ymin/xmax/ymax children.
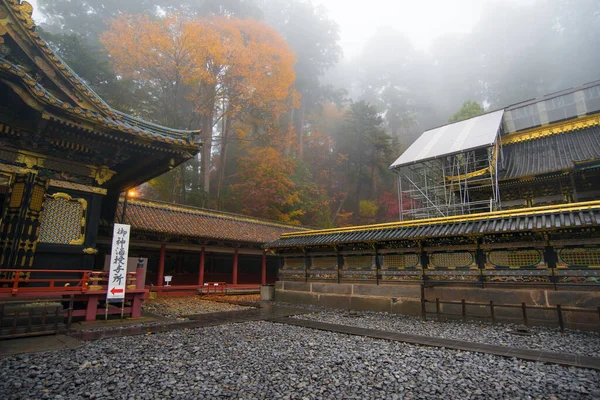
<box><xmin>100</xmin><ymin>14</ymin><xmax>297</xmax><ymax>204</ymax></box>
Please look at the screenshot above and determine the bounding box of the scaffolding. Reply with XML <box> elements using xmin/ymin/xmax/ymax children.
<box><xmin>394</xmin><ymin>141</ymin><xmax>502</xmax><ymax>220</ymax></box>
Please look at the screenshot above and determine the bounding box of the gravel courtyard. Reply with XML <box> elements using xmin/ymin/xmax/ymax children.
<box><xmin>2</xmin><ymin>321</ymin><xmax>599</xmax><ymax>400</ymax></box>
<box><xmin>290</xmin><ymin>309</ymin><xmax>600</xmax><ymax>357</ymax></box>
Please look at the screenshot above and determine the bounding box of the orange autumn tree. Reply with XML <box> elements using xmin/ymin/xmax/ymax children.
<box><xmin>232</xmin><ymin>147</ymin><xmax>301</xmax><ymax>222</ymax></box>
<box><xmin>100</xmin><ymin>14</ymin><xmax>297</xmax><ymax>204</ymax></box>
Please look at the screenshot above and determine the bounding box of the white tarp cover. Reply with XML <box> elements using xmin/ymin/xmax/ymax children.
<box><xmin>390</xmin><ymin>109</ymin><xmax>504</xmax><ymax>169</ymax></box>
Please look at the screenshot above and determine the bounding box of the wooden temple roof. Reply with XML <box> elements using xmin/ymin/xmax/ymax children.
<box><xmin>0</xmin><ymin>0</ymin><xmax>199</xmax><ymax>148</ymax></box>
<box><xmin>0</xmin><ymin>0</ymin><xmax>201</xmax><ymax>192</ymax></box>
<box><xmin>0</xmin><ymin>59</ymin><xmax>199</xmax><ymax>148</ymax></box>
<box><xmin>266</xmin><ymin>200</ymin><xmax>600</xmax><ymax>249</ymax></box>
<box><xmin>116</xmin><ymin>199</ymin><xmax>310</xmax><ymax>245</ymax></box>
<box><xmin>499</xmin><ymin>125</ymin><xmax>600</xmax><ymax>180</ymax></box>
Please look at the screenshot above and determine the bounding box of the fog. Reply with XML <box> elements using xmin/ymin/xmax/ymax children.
<box><xmin>31</xmin><ymin>0</ymin><xmax>600</xmax><ymax>226</ymax></box>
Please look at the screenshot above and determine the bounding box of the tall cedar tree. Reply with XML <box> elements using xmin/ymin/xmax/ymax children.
<box><xmin>100</xmin><ymin>14</ymin><xmax>297</xmax><ymax>205</ymax></box>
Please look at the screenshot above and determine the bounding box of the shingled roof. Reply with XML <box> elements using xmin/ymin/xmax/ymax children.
<box><xmin>0</xmin><ymin>0</ymin><xmax>199</xmax><ymax>151</ymax></box>
<box><xmin>116</xmin><ymin>199</ymin><xmax>309</xmax><ymax>245</ymax></box>
<box><xmin>266</xmin><ymin>201</ymin><xmax>600</xmax><ymax>248</ymax></box>
<box><xmin>500</xmin><ymin>125</ymin><xmax>600</xmax><ymax>180</ymax></box>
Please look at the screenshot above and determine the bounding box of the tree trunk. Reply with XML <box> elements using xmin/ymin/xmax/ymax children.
<box><xmin>332</xmin><ymin>191</ymin><xmax>349</xmax><ymax>225</ymax></box>
<box><xmin>216</xmin><ymin>113</ymin><xmax>231</xmax><ymax>210</ymax></box>
<box><xmin>284</xmin><ymin>106</ymin><xmax>294</xmax><ymax>158</ymax></box>
<box><xmin>297</xmin><ymin>98</ymin><xmax>306</xmax><ymax>160</ymax></box>
<box><xmin>200</xmin><ymin>114</ymin><xmax>213</xmax><ymax>207</ymax></box>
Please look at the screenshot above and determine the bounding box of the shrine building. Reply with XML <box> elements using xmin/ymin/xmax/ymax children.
<box><xmin>268</xmin><ymin>81</ymin><xmax>600</xmax><ymax>330</ymax></box>
<box><xmin>0</xmin><ymin>0</ymin><xmax>305</xmax><ymax>321</ymax></box>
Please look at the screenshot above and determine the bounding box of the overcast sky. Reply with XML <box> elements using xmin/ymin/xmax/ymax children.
<box><xmin>29</xmin><ymin>0</ymin><xmax>527</xmax><ymax>59</ymax></box>
<box><xmin>314</xmin><ymin>0</ymin><xmax>488</xmax><ymax>58</ymax></box>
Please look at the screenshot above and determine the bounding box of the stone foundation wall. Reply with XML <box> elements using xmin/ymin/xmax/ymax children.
<box><xmin>275</xmin><ymin>281</ymin><xmax>600</xmax><ymax>331</ymax></box>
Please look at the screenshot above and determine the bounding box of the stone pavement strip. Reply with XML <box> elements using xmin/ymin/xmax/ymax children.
<box><xmin>270</xmin><ymin>317</ymin><xmax>600</xmax><ymax>371</ymax></box>
<box><xmin>68</xmin><ymin>304</ymin><xmax>311</xmax><ymax>341</ymax></box>
<box><xmin>0</xmin><ymin>334</ymin><xmax>82</xmax><ymax>358</ymax></box>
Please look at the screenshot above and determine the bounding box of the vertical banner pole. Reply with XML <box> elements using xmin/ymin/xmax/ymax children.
<box><xmin>107</xmin><ymin>224</ymin><xmax>131</xmax><ymax>318</ymax></box>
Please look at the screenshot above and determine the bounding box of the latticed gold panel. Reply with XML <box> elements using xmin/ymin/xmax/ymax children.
<box><xmin>9</xmin><ymin>183</ymin><xmax>24</xmax><ymax>208</ymax></box>
<box><xmin>488</xmin><ymin>250</ymin><xmax>542</xmax><ymax>268</ymax></box>
<box><xmin>30</xmin><ymin>185</ymin><xmax>45</xmax><ymax>212</ymax></box>
<box><xmin>344</xmin><ymin>255</ymin><xmax>374</xmax><ymax>268</ymax></box>
<box><xmin>311</xmin><ymin>257</ymin><xmax>337</xmax><ymax>269</ymax></box>
<box><xmin>430</xmin><ymin>252</ymin><xmax>474</xmax><ymax>268</ymax></box>
<box><xmin>382</xmin><ymin>254</ymin><xmax>419</xmax><ymax>269</ymax></box>
<box><xmin>559</xmin><ymin>248</ymin><xmax>600</xmax><ymax>267</ymax></box>
<box><xmin>38</xmin><ymin>197</ymin><xmax>83</xmax><ymax>244</ymax></box>
<box><xmin>283</xmin><ymin>258</ymin><xmax>306</xmax><ymax>269</ymax></box>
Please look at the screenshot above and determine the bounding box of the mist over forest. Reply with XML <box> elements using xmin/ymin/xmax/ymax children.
<box><xmin>36</xmin><ymin>0</ymin><xmax>600</xmax><ymax>227</ymax></box>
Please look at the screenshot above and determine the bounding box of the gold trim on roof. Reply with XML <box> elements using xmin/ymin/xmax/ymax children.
<box><xmin>280</xmin><ymin>200</ymin><xmax>600</xmax><ymax>239</ymax></box>
<box><xmin>446</xmin><ymin>167</ymin><xmax>490</xmax><ymax>183</ymax></box>
<box><xmin>1</xmin><ymin>0</ymin><xmax>200</xmax><ymax>152</ymax></box>
<box><xmin>48</xmin><ymin>179</ymin><xmax>107</xmax><ymax>195</ymax></box>
<box><xmin>501</xmin><ymin>114</ymin><xmax>600</xmax><ymax>145</ymax></box>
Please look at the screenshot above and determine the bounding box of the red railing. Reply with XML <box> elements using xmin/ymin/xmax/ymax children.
<box><xmin>85</xmin><ymin>271</ymin><xmax>140</xmax><ymax>291</ymax></box>
<box><xmin>0</xmin><ymin>269</ymin><xmax>91</xmax><ymax>295</ymax></box>
<box><xmin>199</xmin><ymin>282</ymin><xmax>227</xmax><ymax>295</ymax></box>
<box><xmin>0</xmin><ymin>269</ymin><xmax>140</xmax><ymax>295</ymax></box>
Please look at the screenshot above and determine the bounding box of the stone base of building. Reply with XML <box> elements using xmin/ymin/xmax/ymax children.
<box><xmin>275</xmin><ymin>281</ymin><xmax>600</xmax><ymax>331</ymax></box>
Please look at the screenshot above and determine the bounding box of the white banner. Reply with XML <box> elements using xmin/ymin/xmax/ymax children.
<box><xmin>107</xmin><ymin>224</ymin><xmax>131</xmax><ymax>302</ymax></box>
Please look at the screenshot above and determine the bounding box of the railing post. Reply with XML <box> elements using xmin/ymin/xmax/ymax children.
<box><xmin>11</xmin><ymin>271</ymin><xmax>19</xmax><ymax>295</ymax></box>
<box><xmin>81</xmin><ymin>271</ymin><xmax>89</xmax><ymax>292</ymax></box>
<box><xmin>54</xmin><ymin>304</ymin><xmax>59</xmax><ymax>332</ymax></box>
<box><xmin>490</xmin><ymin>301</ymin><xmax>496</xmax><ymax>325</ymax></box>
<box><xmin>461</xmin><ymin>299</ymin><xmax>466</xmax><ymax>322</ymax></box>
<box><xmin>522</xmin><ymin>302</ymin><xmax>528</xmax><ymax>326</ymax></box>
<box><xmin>375</xmin><ymin>249</ymin><xmax>380</xmax><ymax>286</ymax></box>
<box><xmin>435</xmin><ymin>297</ymin><xmax>440</xmax><ymax>320</ymax></box>
<box><xmin>420</xmin><ymin>284</ymin><xmax>426</xmax><ymax>320</ymax></box>
<box><xmin>67</xmin><ymin>295</ymin><xmax>74</xmax><ymax>331</ymax></box>
<box><xmin>557</xmin><ymin>304</ymin><xmax>564</xmax><ymax>332</ymax></box>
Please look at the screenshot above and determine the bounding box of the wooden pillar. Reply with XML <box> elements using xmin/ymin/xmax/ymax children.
<box><xmin>157</xmin><ymin>243</ymin><xmax>166</xmax><ymax>286</ymax></box>
<box><xmin>570</xmin><ymin>173</ymin><xmax>579</xmax><ymax>202</ymax></box>
<box><xmin>232</xmin><ymin>248</ymin><xmax>239</xmax><ymax>285</ymax></box>
<box><xmin>261</xmin><ymin>251</ymin><xmax>267</xmax><ymax>285</ymax></box>
<box><xmin>198</xmin><ymin>246</ymin><xmax>205</xmax><ymax>285</ymax></box>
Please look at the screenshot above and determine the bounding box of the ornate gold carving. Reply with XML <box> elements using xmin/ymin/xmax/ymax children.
<box><xmin>51</xmin><ymin>192</ymin><xmax>72</xmax><ymax>201</ymax></box>
<box><xmin>48</xmin><ymin>179</ymin><xmax>107</xmax><ymax>195</ymax></box>
<box><xmin>83</xmin><ymin>247</ymin><xmax>98</xmax><ymax>255</ymax></box>
<box><xmin>90</xmin><ymin>165</ymin><xmax>116</xmax><ymax>185</ymax></box>
<box><xmin>8</xmin><ymin>0</ymin><xmax>35</xmax><ymax>30</ymax></box>
<box><xmin>0</xmin><ymin>163</ymin><xmax>35</xmax><ymax>175</ymax></box>
<box><xmin>17</xmin><ymin>154</ymin><xmax>37</xmax><ymax>168</ymax></box>
<box><xmin>502</xmin><ymin>113</ymin><xmax>600</xmax><ymax>145</ymax></box>
<box><xmin>38</xmin><ymin>192</ymin><xmax>87</xmax><ymax>245</ymax></box>
<box><xmin>69</xmin><ymin>236</ymin><xmax>85</xmax><ymax>245</ymax></box>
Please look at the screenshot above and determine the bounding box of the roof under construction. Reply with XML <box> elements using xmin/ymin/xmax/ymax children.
<box><xmin>390</xmin><ymin>110</ymin><xmax>504</xmax><ymax>169</ymax></box>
